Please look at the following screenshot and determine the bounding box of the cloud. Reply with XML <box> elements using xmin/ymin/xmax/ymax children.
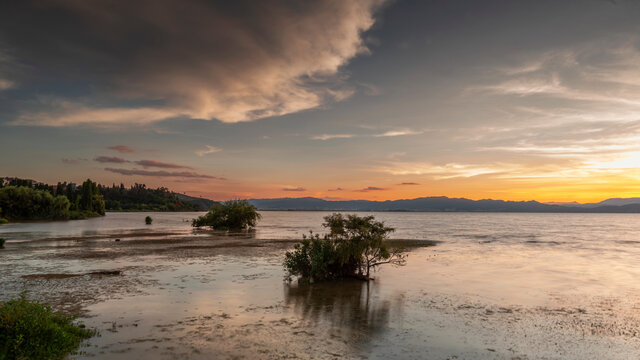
<box><xmin>443</xmin><ymin>34</ymin><xmax>640</xmax><ymax>184</ymax></box>
<box><xmin>0</xmin><ymin>78</ymin><xmax>13</xmax><ymax>90</ymax></box>
<box><xmin>399</xmin><ymin>182</ymin><xmax>420</xmax><ymax>185</ymax></box>
<box><xmin>375</xmin><ymin>162</ymin><xmax>512</xmax><ymax>179</ymax></box>
<box><xmin>107</xmin><ymin>145</ymin><xmax>136</xmax><ymax>154</ymax></box>
<box><xmin>474</xmin><ymin>36</ymin><xmax>640</xmax><ymax>113</ymax></box>
<box><xmin>282</xmin><ymin>187</ymin><xmax>306</xmax><ymax>192</ymax></box>
<box><xmin>373</xmin><ymin>129</ymin><xmax>423</xmax><ymax>137</ymax></box>
<box><xmin>311</xmin><ymin>134</ymin><xmax>356</xmax><ymax>141</ymax></box>
<box><xmin>12</xmin><ymin>100</ymin><xmax>177</xmax><ymax>127</ymax></box>
<box><xmin>356</xmin><ymin>186</ymin><xmax>387</xmax><ymax>192</ymax></box>
<box><xmin>311</xmin><ymin>128</ymin><xmax>422</xmax><ymax>140</ymax></box>
<box><xmin>134</xmin><ymin>160</ymin><xmax>193</xmax><ymax>169</ymax></box>
<box><xmin>2</xmin><ymin>0</ymin><xmax>385</xmax><ymax>126</ymax></box>
<box><xmin>195</xmin><ymin>145</ymin><xmax>222</xmax><ymax>156</ymax></box>
<box><xmin>104</xmin><ymin>167</ymin><xmax>223</xmax><ymax>180</ymax></box>
<box><xmin>61</xmin><ymin>158</ymin><xmax>87</xmax><ymax>165</ymax></box>
<box><xmin>327</xmin><ymin>187</ymin><xmax>344</xmax><ymax>191</ymax></box>
<box><xmin>94</xmin><ymin>156</ymin><xmax>128</xmax><ymax>163</ymax></box>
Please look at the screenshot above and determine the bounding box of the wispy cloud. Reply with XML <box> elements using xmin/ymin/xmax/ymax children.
<box><xmin>61</xmin><ymin>158</ymin><xmax>87</xmax><ymax>165</ymax></box>
<box><xmin>373</xmin><ymin>129</ymin><xmax>423</xmax><ymax>137</ymax></box>
<box><xmin>107</xmin><ymin>145</ymin><xmax>136</xmax><ymax>154</ymax></box>
<box><xmin>374</xmin><ymin>162</ymin><xmax>512</xmax><ymax>179</ymax></box>
<box><xmin>134</xmin><ymin>160</ymin><xmax>193</xmax><ymax>170</ymax></box>
<box><xmin>104</xmin><ymin>167</ymin><xmax>224</xmax><ymax>180</ymax></box>
<box><xmin>311</xmin><ymin>128</ymin><xmax>423</xmax><ymax>141</ymax></box>
<box><xmin>311</xmin><ymin>134</ymin><xmax>356</xmax><ymax>141</ymax></box>
<box><xmin>13</xmin><ymin>102</ymin><xmax>177</xmax><ymax>127</ymax></box>
<box><xmin>94</xmin><ymin>156</ymin><xmax>128</xmax><ymax>163</ymax></box>
<box><xmin>327</xmin><ymin>187</ymin><xmax>345</xmax><ymax>191</ymax></box>
<box><xmin>282</xmin><ymin>187</ymin><xmax>306</xmax><ymax>192</ymax></box>
<box><xmin>356</xmin><ymin>186</ymin><xmax>387</xmax><ymax>192</ymax></box>
<box><xmin>0</xmin><ymin>78</ymin><xmax>13</xmax><ymax>90</ymax></box>
<box><xmin>195</xmin><ymin>145</ymin><xmax>221</xmax><ymax>156</ymax></box>
<box><xmin>399</xmin><ymin>182</ymin><xmax>420</xmax><ymax>185</ymax></box>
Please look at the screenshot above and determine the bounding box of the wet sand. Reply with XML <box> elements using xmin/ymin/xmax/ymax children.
<box><xmin>2</xmin><ymin>214</ymin><xmax>640</xmax><ymax>359</ymax></box>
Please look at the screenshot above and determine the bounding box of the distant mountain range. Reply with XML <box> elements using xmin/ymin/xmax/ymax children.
<box><xmin>248</xmin><ymin>196</ymin><xmax>640</xmax><ymax>213</ymax></box>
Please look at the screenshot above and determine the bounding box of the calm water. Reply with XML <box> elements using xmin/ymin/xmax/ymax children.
<box><xmin>2</xmin><ymin>211</ymin><xmax>640</xmax><ymax>359</ymax></box>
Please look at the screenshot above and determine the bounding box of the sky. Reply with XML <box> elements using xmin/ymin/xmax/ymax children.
<box><xmin>1</xmin><ymin>0</ymin><xmax>640</xmax><ymax>202</ymax></box>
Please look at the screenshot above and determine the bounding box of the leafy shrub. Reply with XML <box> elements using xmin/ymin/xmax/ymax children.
<box><xmin>145</xmin><ymin>216</ymin><xmax>153</xmax><ymax>225</ymax></box>
<box><xmin>0</xmin><ymin>297</ymin><xmax>95</xmax><ymax>359</ymax></box>
<box><xmin>284</xmin><ymin>214</ymin><xmax>406</xmax><ymax>282</ymax></box>
<box><xmin>0</xmin><ymin>218</ymin><xmax>7</xmax><ymax>225</ymax></box>
<box><xmin>284</xmin><ymin>232</ymin><xmax>342</xmax><ymax>284</ymax></box>
<box><xmin>192</xmin><ymin>200</ymin><xmax>261</xmax><ymax>230</ymax></box>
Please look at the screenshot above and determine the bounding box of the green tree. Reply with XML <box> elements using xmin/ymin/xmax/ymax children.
<box><xmin>78</xmin><ymin>179</ymin><xmax>105</xmax><ymax>215</ymax></box>
<box><xmin>192</xmin><ymin>200</ymin><xmax>261</xmax><ymax>230</ymax></box>
<box><xmin>284</xmin><ymin>214</ymin><xmax>406</xmax><ymax>282</ymax></box>
<box><xmin>0</xmin><ymin>186</ymin><xmax>70</xmax><ymax>220</ymax></box>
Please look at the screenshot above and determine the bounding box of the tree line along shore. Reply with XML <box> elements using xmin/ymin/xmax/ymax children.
<box><xmin>0</xmin><ymin>178</ymin><xmax>207</xmax><ymax>223</ymax></box>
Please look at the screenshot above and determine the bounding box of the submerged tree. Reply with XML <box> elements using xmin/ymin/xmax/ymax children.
<box><xmin>192</xmin><ymin>200</ymin><xmax>261</xmax><ymax>230</ymax></box>
<box><xmin>284</xmin><ymin>214</ymin><xmax>406</xmax><ymax>282</ymax></box>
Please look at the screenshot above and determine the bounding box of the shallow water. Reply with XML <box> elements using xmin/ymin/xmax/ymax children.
<box><xmin>2</xmin><ymin>212</ymin><xmax>640</xmax><ymax>359</ymax></box>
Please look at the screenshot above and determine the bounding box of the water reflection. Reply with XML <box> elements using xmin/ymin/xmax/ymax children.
<box><xmin>284</xmin><ymin>280</ymin><xmax>399</xmax><ymax>342</ymax></box>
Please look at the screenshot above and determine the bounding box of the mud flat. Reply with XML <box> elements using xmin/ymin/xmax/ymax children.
<box><xmin>2</xmin><ymin>212</ymin><xmax>640</xmax><ymax>359</ymax></box>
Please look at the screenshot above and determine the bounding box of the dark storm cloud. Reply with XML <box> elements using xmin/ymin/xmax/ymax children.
<box><xmin>133</xmin><ymin>160</ymin><xmax>193</xmax><ymax>170</ymax></box>
<box><xmin>104</xmin><ymin>168</ymin><xmax>223</xmax><ymax>180</ymax></box>
<box><xmin>1</xmin><ymin>0</ymin><xmax>385</xmax><ymax>126</ymax></box>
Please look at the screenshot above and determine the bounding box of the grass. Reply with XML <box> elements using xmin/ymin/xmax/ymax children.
<box><xmin>0</xmin><ymin>297</ymin><xmax>95</xmax><ymax>360</ymax></box>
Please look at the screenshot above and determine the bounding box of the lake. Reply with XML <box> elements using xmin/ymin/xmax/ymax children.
<box><xmin>1</xmin><ymin>211</ymin><xmax>640</xmax><ymax>359</ymax></box>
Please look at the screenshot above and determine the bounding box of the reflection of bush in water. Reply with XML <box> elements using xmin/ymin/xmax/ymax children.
<box><xmin>284</xmin><ymin>280</ymin><xmax>396</xmax><ymax>337</ymax></box>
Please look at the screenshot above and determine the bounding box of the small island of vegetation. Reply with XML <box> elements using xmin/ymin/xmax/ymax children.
<box><xmin>192</xmin><ymin>200</ymin><xmax>261</xmax><ymax>230</ymax></box>
<box><xmin>284</xmin><ymin>214</ymin><xmax>406</xmax><ymax>282</ymax></box>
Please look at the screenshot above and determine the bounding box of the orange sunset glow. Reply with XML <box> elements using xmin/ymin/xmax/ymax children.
<box><xmin>1</xmin><ymin>0</ymin><xmax>639</xmax><ymax>205</ymax></box>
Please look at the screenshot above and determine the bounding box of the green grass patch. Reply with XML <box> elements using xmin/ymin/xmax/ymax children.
<box><xmin>0</xmin><ymin>297</ymin><xmax>95</xmax><ymax>360</ymax></box>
